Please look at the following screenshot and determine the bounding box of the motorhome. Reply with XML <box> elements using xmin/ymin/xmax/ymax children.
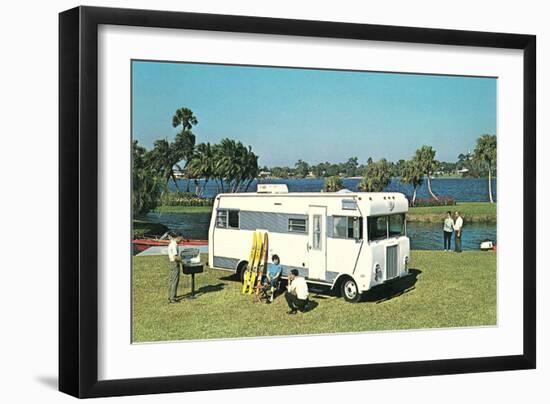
<box><xmin>208</xmin><ymin>184</ymin><xmax>410</xmax><ymax>302</ymax></box>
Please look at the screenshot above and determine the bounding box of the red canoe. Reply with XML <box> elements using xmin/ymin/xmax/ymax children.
<box><xmin>132</xmin><ymin>238</ymin><xmax>208</xmax><ymax>253</ymax></box>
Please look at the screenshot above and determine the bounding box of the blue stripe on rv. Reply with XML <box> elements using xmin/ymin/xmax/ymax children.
<box><xmin>239</xmin><ymin>211</ymin><xmax>308</xmax><ymax>234</ymax></box>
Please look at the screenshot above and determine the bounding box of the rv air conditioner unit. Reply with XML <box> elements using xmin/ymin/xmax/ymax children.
<box><xmin>257</xmin><ymin>184</ymin><xmax>289</xmax><ymax>194</ymax></box>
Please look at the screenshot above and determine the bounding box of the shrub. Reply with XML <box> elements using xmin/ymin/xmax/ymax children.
<box><xmin>161</xmin><ymin>192</ymin><xmax>214</xmax><ymax>207</ymax></box>
<box><xmin>412</xmin><ymin>196</ymin><xmax>456</xmax><ymax>207</ymax></box>
<box><xmin>323</xmin><ymin>176</ymin><xmax>344</xmax><ymax>192</ymax></box>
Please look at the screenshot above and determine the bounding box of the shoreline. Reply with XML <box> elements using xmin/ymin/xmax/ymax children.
<box><xmin>175</xmin><ymin>176</ymin><xmax>497</xmax><ymax>181</ymax></box>
<box><xmin>151</xmin><ymin>201</ymin><xmax>496</xmax><ymax>218</ymax></box>
<box><xmin>407</xmin><ymin>202</ymin><xmax>496</xmax><ymax>223</ymax></box>
<box><xmin>406</xmin><ymin>214</ymin><xmax>496</xmax><ymax>223</ymax></box>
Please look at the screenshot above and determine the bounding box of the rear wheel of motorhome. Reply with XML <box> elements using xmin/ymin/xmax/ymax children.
<box><xmin>341</xmin><ymin>278</ymin><xmax>361</xmax><ymax>303</ymax></box>
<box><xmin>237</xmin><ymin>261</ymin><xmax>248</xmax><ymax>282</ymax></box>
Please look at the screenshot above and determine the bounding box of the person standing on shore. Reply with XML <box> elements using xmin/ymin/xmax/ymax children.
<box><xmin>167</xmin><ymin>235</ymin><xmax>183</xmax><ymax>303</ymax></box>
<box><xmin>443</xmin><ymin>211</ymin><xmax>454</xmax><ymax>252</ymax></box>
<box><xmin>453</xmin><ymin>211</ymin><xmax>463</xmax><ymax>253</ymax></box>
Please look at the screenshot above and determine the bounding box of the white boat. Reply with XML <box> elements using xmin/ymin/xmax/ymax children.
<box><xmin>480</xmin><ymin>239</ymin><xmax>494</xmax><ymax>251</ymax></box>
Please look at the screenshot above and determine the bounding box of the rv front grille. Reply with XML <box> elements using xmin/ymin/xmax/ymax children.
<box><xmin>386</xmin><ymin>245</ymin><xmax>399</xmax><ymax>280</ymax></box>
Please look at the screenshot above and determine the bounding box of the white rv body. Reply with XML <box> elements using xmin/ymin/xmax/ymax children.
<box><xmin>208</xmin><ymin>186</ymin><xmax>410</xmax><ymax>299</ymax></box>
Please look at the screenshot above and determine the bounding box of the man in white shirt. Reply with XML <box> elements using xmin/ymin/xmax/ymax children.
<box><xmin>284</xmin><ymin>269</ymin><xmax>309</xmax><ymax>314</ymax></box>
<box><xmin>453</xmin><ymin>211</ymin><xmax>463</xmax><ymax>253</ymax></box>
<box><xmin>167</xmin><ymin>235</ymin><xmax>183</xmax><ymax>303</ymax></box>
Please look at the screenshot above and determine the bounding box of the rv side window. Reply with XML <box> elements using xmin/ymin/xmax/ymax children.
<box><xmin>288</xmin><ymin>218</ymin><xmax>307</xmax><ymax>233</ymax></box>
<box><xmin>368</xmin><ymin>216</ymin><xmax>388</xmax><ymax>241</ymax></box>
<box><xmin>350</xmin><ymin>217</ymin><xmax>363</xmax><ymax>239</ymax></box>
<box><xmin>216</xmin><ymin>209</ymin><xmax>239</xmax><ymax>229</ymax></box>
<box><xmin>228</xmin><ymin>210</ymin><xmax>239</xmax><ymax>228</ymax></box>
<box><xmin>216</xmin><ymin>210</ymin><xmax>228</xmax><ymax>228</ymax></box>
<box><xmin>333</xmin><ymin>216</ymin><xmax>363</xmax><ymax>239</ymax></box>
<box><xmin>388</xmin><ymin>214</ymin><xmax>405</xmax><ymax>237</ymax></box>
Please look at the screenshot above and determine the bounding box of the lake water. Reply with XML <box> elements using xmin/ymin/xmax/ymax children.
<box><xmin>407</xmin><ymin>221</ymin><xmax>496</xmax><ymax>251</ymax></box>
<box><xmin>150</xmin><ymin>177</ymin><xmax>496</xmax><ymax>250</ymax></box>
<box><xmin>171</xmin><ymin>177</ymin><xmax>497</xmax><ymax>202</ymax></box>
<box><xmin>145</xmin><ymin>211</ymin><xmax>497</xmax><ymax>251</ymax></box>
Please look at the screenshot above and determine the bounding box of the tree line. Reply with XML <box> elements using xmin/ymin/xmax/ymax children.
<box><xmin>133</xmin><ymin>107</ymin><xmax>259</xmax><ymax>215</ymax></box>
<box><xmin>321</xmin><ymin>136</ymin><xmax>496</xmax><ymax>204</ymax></box>
<box><xmin>264</xmin><ymin>143</ymin><xmax>496</xmax><ymax>181</ymax></box>
<box><xmin>133</xmin><ymin>106</ymin><xmax>496</xmax><ymax>215</ymax></box>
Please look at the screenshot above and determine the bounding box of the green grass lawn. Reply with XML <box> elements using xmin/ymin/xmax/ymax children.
<box><xmin>153</xmin><ymin>205</ymin><xmax>214</xmax><ymax>213</ymax></box>
<box><xmin>151</xmin><ymin>202</ymin><xmax>495</xmax><ymax>221</ymax></box>
<box><xmin>132</xmin><ymin>250</ymin><xmax>496</xmax><ymax>342</ymax></box>
<box><xmin>408</xmin><ymin>202</ymin><xmax>496</xmax><ymax>222</ymax></box>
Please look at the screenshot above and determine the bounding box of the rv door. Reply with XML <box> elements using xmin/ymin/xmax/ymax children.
<box><xmin>307</xmin><ymin>206</ymin><xmax>327</xmax><ymax>280</ymax></box>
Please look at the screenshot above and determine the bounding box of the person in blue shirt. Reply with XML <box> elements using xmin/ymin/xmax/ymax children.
<box><xmin>263</xmin><ymin>254</ymin><xmax>283</xmax><ymax>303</ymax></box>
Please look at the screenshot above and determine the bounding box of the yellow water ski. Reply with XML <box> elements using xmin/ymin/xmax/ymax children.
<box><xmin>241</xmin><ymin>231</ymin><xmax>257</xmax><ymax>294</ymax></box>
<box><xmin>247</xmin><ymin>232</ymin><xmax>263</xmax><ymax>295</ymax></box>
<box><xmin>255</xmin><ymin>232</ymin><xmax>269</xmax><ymax>296</ymax></box>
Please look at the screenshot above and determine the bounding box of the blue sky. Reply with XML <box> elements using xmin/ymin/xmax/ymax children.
<box><xmin>132</xmin><ymin>60</ymin><xmax>496</xmax><ymax>167</ymax></box>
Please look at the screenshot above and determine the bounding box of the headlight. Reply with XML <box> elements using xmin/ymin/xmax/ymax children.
<box><xmin>374</xmin><ymin>263</ymin><xmax>382</xmax><ymax>282</ymax></box>
<box><xmin>404</xmin><ymin>256</ymin><xmax>410</xmax><ymax>271</ymax></box>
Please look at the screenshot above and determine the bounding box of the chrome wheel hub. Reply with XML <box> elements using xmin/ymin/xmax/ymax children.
<box><xmin>344</xmin><ymin>281</ymin><xmax>357</xmax><ymax>299</ymax></box>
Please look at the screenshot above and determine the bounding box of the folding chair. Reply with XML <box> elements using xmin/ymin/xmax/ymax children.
<box><xmin>257</xmin><ymin>272</ymin><xmax>282</xmax><ymax>303</ymax></box>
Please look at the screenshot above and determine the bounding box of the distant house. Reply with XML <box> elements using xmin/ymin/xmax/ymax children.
<box><xmin>173</xmin><ymin>169</ymin><xmax>186</xmax><ymax>179</ymax></box>
<box><xmin>457</xmin><ymin>168</ymin><xmax>469</xmax><ymax>175</ymax></box>
<box><xmin>258</xmin><ymin>171</ymin><xmax>271</xmax><ymax>179</ymax></box>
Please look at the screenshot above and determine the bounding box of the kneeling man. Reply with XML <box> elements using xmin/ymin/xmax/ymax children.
<box><xmin>284</xmin><ymin>269</ymin><xmax>309</xmax><ymax>315</ymax></box>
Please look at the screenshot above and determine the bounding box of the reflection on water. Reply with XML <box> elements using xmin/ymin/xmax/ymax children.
<box><xmin>144</xmin><ymin>211</ymin><xmax>496</xmax><ymax>251</ymax></box>
<box><xmin>145</xmin><ymin>211</ymin><xmax>211</xmax><ymax>240</ymax></box>
<box><xmin>408</xmin><ymin>221</ymin><xmax>496</xmax><ymax>251</ymax></box>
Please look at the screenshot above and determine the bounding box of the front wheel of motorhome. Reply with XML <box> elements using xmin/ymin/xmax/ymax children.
<box><xmin>341</xmin><ymin>278</ymin><xmax>361</xmax><ymax>303</ymax></box>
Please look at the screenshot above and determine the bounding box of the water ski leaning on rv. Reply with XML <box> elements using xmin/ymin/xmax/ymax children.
<box><xmin>209</xmin><ymin>184</ymin><xmax>411</xmax><ymax>303</ymax></box>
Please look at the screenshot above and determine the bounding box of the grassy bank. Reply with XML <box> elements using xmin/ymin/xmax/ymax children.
<box><xmin>408</xmin><ymin>202</ymin><xmax>496</xmax><ymax>223</ymax></box>
<box><xmin>153</xmin><ymin>205</ymin><xmax>214</xmax><ymax>214</ymax></box>
<box><xmin>133</xmin><ymin>219</ymin><xmax>168</xmax><ymax>238</ymax></box>
<box><xmin>132</xmin><ymin>250</ymin><xmax>496</xmax><ymax>342</ymax></box>
<box><xmin>148</xmin><ymin>202</ymin><xmax>496</xmax><ymax>223</ymax></box>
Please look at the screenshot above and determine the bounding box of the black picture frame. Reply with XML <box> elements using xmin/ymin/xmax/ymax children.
<box><xmin>59</xmin><ymin>6</ymin><xmax>536</xmax><ymax>398</ymax></box>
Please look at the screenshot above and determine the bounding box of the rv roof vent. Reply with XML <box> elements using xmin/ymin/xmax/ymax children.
<box><xmin>257</xmin><ymin>184</ymin><xmax>289</xmax><ymax>194</ymax></box>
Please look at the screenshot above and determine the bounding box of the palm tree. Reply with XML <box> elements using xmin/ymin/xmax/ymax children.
<box><xmin>473</xmin><ymin>134</ymin><xmax>497</xmax><ymax>203</ymax></box>
<box><xmin>358</xmin><ymin>159</ymin><xmax>391</xmax><ymax>192</ymax></box>
<box><xmin>172</xmin><ymin>107</ymin><xmax>198</xmax><ymax>131</ymax></box>
<box><xmin>172</xmin><ymin>108</ymin><xmax>198</xmax><ymax>192</ymax></box>
<box><xmin>324</xmin><ymin>176</ymin><xmax>344</xmax><ymax>192</ymax></box>
<box><xmin>132</xmin><ymin>140</ymin><xmax>163</xmax><ymax>215</ymax></box>
<box><xmin>215</xmin><ymin>139</ymin><xmax>237</xmax><ymax>192</ymax></box>
<box><xmin>211</xmin><ymin>139</ymin><xmax>258</xmax><ymax>194</ymax></box>
<box><xmin>149</xmin><ymin>139</ymin><xmax>180</xmax><ymax>191</ymax></box>
<box><xmin>173</xmin><ymin>130</ymin><xmax>196</xmax><ymax>192</ymax></box>
<box><xmin>413</xmin><ymin>145</ymin><xmax>439</xmax><ymax>200</ymax></box>
<box><xmin>400</xmin><ymin>160</ymin><xmax>424</xmax><ymax>206</ymax></box>
<box><xmin>187</xmin><ymin>142</ymin><xmax>214</xmax><ymax>197</ymax></box>
<box><xmin>242</xmin><ymin>146</ymin><xmax>259</xmax><ymax>192</ymax></box>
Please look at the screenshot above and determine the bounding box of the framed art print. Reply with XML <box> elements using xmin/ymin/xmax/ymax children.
<box><xmin>59</xmin><ymin>6</ymin><xmax>536</xmax><ymax>398</ymax></box>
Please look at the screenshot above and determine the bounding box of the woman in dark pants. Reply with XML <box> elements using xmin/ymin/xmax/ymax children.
<box><xmin>443</xmin><ymin>211</ymin><xmax>454</xmax><ymax>251</ymax></box>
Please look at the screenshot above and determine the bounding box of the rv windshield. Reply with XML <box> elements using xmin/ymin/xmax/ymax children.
<box><xmin>368</xmin><ymin>216</ymin><xmax>388</xmax><ymax>241</ymax></box>
<box><xmin>368</xmin><ymin>214</ymin><xmax>406</xmax><ymax>241</ymax></box>
<box><xmin>389</xmin><ymin>214</ymin><xmax>406</xmax><ymax>237</ymax></box>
